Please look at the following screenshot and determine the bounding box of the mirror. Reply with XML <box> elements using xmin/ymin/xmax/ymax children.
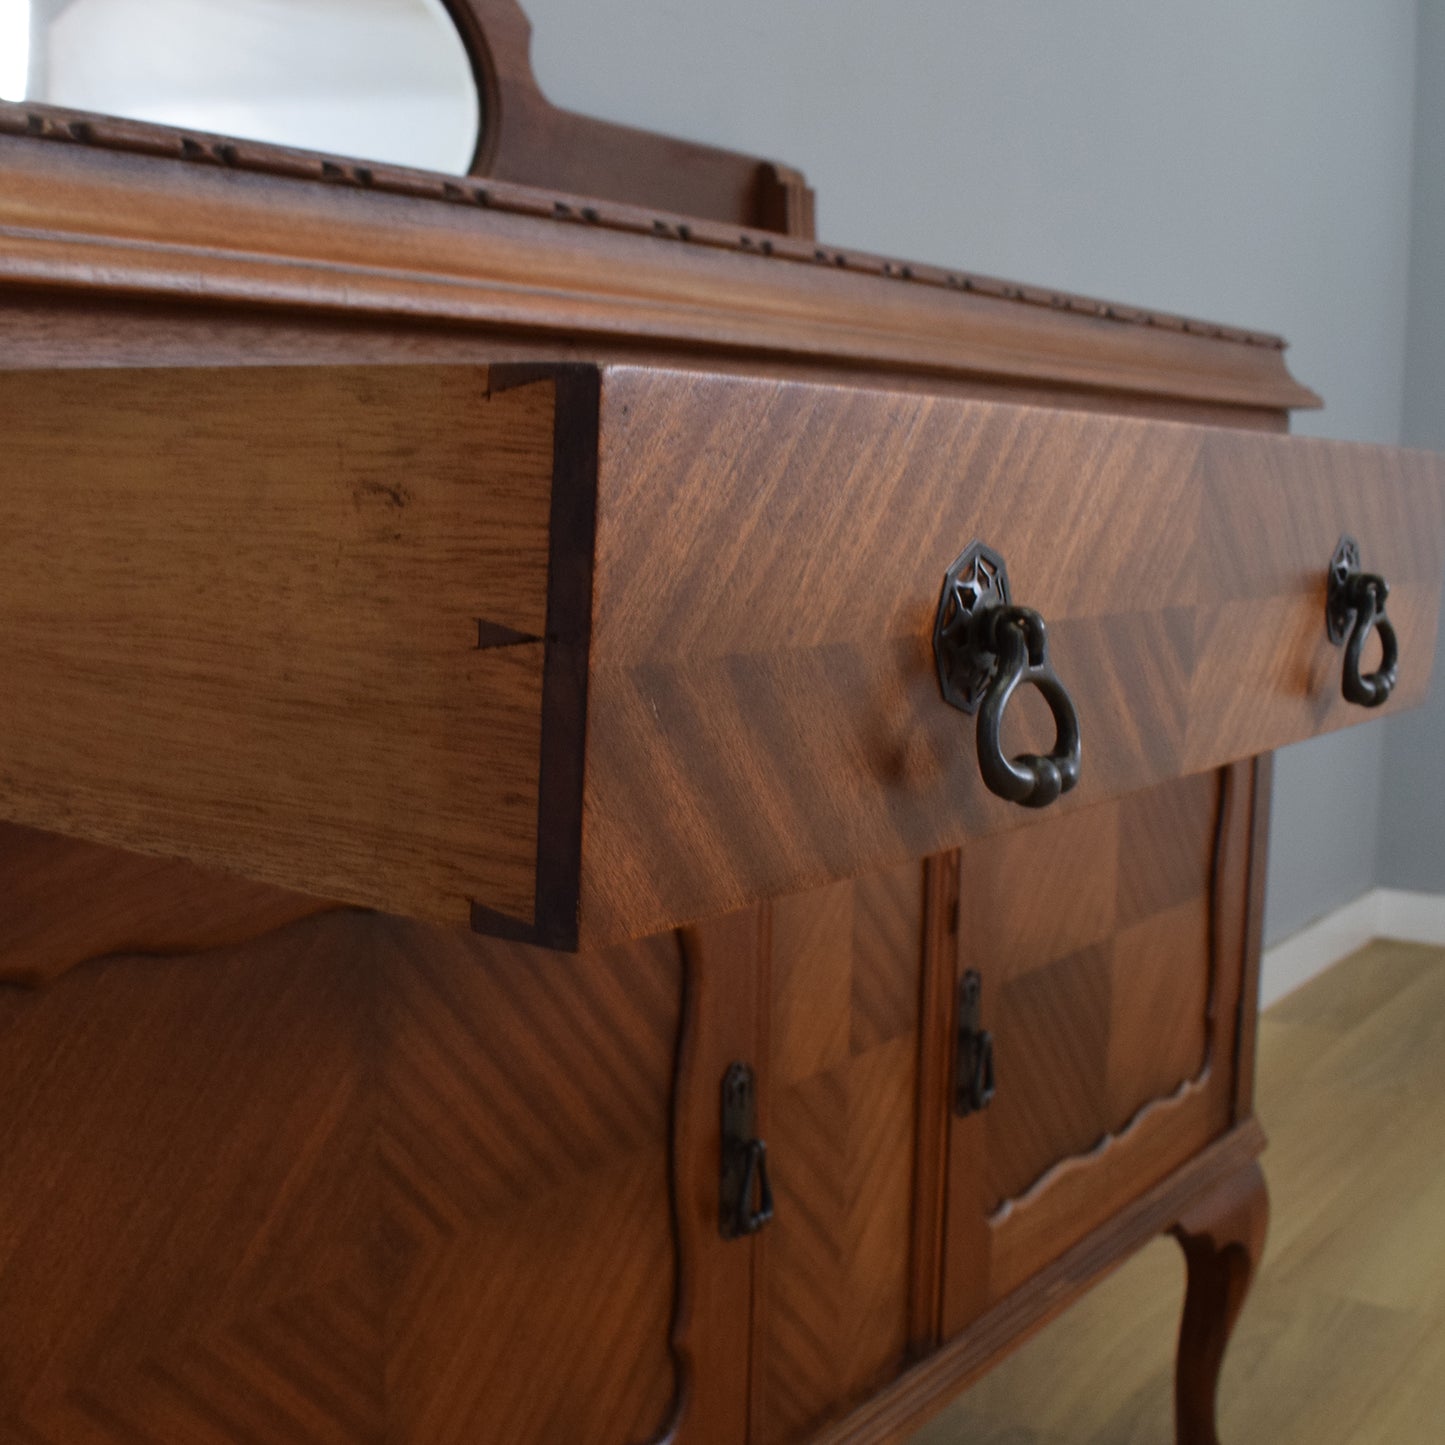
<box><xmin>0</xmin><ymin>0</ymin><xmax>482</xmax><ymax>175</ymax></box>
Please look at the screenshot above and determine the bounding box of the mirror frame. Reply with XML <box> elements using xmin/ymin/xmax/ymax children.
<box><xmin>0</xmin><ymin>0</ymin><xmax>814</xmax><ymax>233</ymax></box>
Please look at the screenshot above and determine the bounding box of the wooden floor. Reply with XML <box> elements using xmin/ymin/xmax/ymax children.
<box><xmin>910</xmin><ymin>939</ymin><xmax>1445</xmax><ymax>1444</ymax></box>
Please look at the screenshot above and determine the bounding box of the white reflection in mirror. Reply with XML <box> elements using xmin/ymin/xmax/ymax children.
<box><xmin>10</xmin><ymin>0</ymin><xmax>480</xmax><ymax>174</ymax></box>
<box><xmin>0</xmin><ymin>0</ymin><xmax>30</xmax><ymax>102</ymax></box>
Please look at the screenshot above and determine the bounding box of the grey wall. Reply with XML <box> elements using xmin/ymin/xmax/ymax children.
<box><xmin>1380</xmin><ymin>0</ymin><xmax>1445</xmax><ymax>893</ymax></box>
<box><xmin>525</xmin><ymin>0</ymin><xmax>1420</xmax><ymax>943</ymax></box>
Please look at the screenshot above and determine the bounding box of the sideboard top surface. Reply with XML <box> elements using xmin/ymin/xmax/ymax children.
<box><xmin>0</xmin><ymin>103</ymin><xmax>1318</xmax><ymax>417</ymax></box>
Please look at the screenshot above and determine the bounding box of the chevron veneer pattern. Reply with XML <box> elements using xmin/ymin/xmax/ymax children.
<box><xmin>749</xmin><ymin>862</ymin><xmax>926</xmax><ymax>1445</ymax></box>
<box><xmin>0</xmin><ymin>912</ymin><xmax>681</xmax><ymax>1444</ymax></box>
<box><xmin>581</xmin><ymin>369</ymin><xmax>1444</xmax><ymax>946</ymax></box>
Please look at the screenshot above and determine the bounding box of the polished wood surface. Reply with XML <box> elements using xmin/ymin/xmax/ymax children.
<box><xmin>0</xmin><ymin>818</ymin><xmax>1275</xmax><ymax>1445</ymax></box>
<box><xmin>909</xmin><ymin>941</ymin><xmax>1445</xmax><ymax>1445</ymax></box>
<box><xmin>673</xmin><ymin>911</ymin><xmax>768</xmax><ymax>1445</ymax></box>
<box><xmin>1</xmin><ymin>6</ymin><xmax>1436</xmax><ymax>1437</ymax></box>
<box><xmin>583</xmin><ymin>370</ymin><xmax>1443</xmax><ymax>941</ymax></box>
<box><xmin>0</xmin><ymin>821</ymin><xmax>331</xmax><ymax>986</ymax></box>
<box><xmin>907</xmin><ymin>854</ymin><xmax>963</xmax><ymax>1357</ymax></box>
<box><xmin>820</xmin><ymin>1120</ymin><xmax>1267</xmax><ymax>1444</ymax></box>
<box><xmin>940</xmin><ymin>765</ymin><xmax>1256</xmax><ymax>1334</ymax></box>
<box><xmin>0</xmin><ymin>912</ymin><xmax>683</xmax><ymax>1444</ymax></box>
<box><xmin>0</xmin><ymin>123</ymin><xmax>1316</xmax><ymax>414</ymax></box>
<box><xmin>7</xmin><ymin>0</ymin><xmax>814</xmax><ymax>240</ymax></box>
<box><xmin>441</xmin><ymin>0</ymin><xmax>815</xmax><ymax>233</ymax></box>
<box><xmin>0</xmin><ymin>365</ymin><xmax>563</xmax><ymax>933</ymax></box>
<box><xmin>0</xmin><ymin>289</ymin><xmax>1293</xmax><ymax>438</ymax></box>
<box><xmin>1173</xmin><ymin>1160</ymin><xmax>1270</xmax><ymax>1445</ymax></box>
<box><xmin>7</xmin><ymin>361</ymin><xmax>1430</xmax><ymax>948</ymax></box>
<box><xmin>750</xmin><ymin>865</ymin><xmax>926</xmax><ymax>1443</ymax></box>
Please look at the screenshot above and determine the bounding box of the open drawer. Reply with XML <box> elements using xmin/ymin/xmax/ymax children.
<box><xmin>0</xmin><ymin>362</ymin><xmax>1440</xmax><ymax>949</ymax></box>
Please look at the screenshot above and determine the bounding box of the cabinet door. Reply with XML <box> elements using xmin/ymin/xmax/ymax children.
<box><xmin>745</xmin><ymin>862</ymin><xmax>929</xmax><ymax>1444</ymax></box>
<box><xmin>939</xmin><ymin>764</ymin><xmax>1259</xmax><ymax>1336</ymax></box>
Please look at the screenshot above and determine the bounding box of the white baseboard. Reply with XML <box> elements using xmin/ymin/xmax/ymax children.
<box><xmin>1260</xmin><ymin>888</ymin><xmax>1445</xmax><ymax>1008</ymax></box>
<box><xmin>1374</xmin><ymin>888</ymin><xmax>1445</xmax><ymax>947</ymax></box>
<box><xmin>1261</xmin><ymin>892</ymin><xmax>1380</xmax><ymax>1008</ymax></box>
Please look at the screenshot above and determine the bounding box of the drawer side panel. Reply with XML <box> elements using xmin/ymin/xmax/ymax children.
<box><xmin>0</xmin><ymin>364</ymin><xmax>559</xmax><ymax>929</ymax></box>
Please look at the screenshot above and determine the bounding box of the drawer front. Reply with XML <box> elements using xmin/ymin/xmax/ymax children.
<box><xmin>585</xmin><ymin>367</ymin><xmax>1444</xmax><ymax>942</ymax></box>
<box><xmin>938</xmin><ymin>763</ymin><xmax>1259</xmax><ymax>1334</ymax></box>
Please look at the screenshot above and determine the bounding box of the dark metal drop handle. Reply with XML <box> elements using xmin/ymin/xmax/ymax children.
<box><xmin>731</xmin><ymin>1139</ymin><xmax>774</xmax><ymax>1238</ymax></box>
<box><xmin>933</xmin><ymin>542</ymin><xmax>1082</xmax><ymax>812</ymax></box>
<box><xmin>1326</xmin><ymin>537</ymin><xmax>1399</xmax><ymax>710</ymax></box>
<box><xmin>954</xmin><ymin>970</ymin><xmax>997</xmax><ymax>1117</ymax></box>
<box><xmin>1341</xmin><ymin>574</ymin><xmax>1399</xmax><ymax>708</ymax></box>
<box><xmin>719</xmin><ymin>1062</ymin><xmax>774</xmax><ymax>1240</ymax></box>
<box><xmin>976</xmin><ymin>607</ymin><xmax>1082</xmax><ymax>809</ymax></box>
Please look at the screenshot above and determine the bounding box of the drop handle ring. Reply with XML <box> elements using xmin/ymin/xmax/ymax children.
<box><xmin>1327</xmin><ymin>536</ymin><xmax>1399</xmax><ymax>709</ymax></box>
<box><xmin>975</xmin><ymin>607</ymin><xmax>1082</xmax><ymax>808</ymax></box>
<box><xmin>933</xmin><ymin>541</ymin><xmax>1082</xmax><ymax>810</ymax></box>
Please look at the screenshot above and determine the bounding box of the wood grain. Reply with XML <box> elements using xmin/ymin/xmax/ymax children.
<box><xmin>0</xmin><ymin>126</ymin><xmax>1316</xmax><ymax>413</ymax></box>
<box><xmin>749</xmin><ymin>864</ymin><xmax>927</xmax><ymax>1444</ymax></box>
<box><xmin>940</xmin><ymin>764</ymin><xmax>1257</xmax><ymax>1335</ymax></box>
<box><xmin>908</xmin><ymin>852</ymin><xmax>962</xmax><ymax>1357</ymax></box>
<box><xmin>3</xmin><ymin>362</ymin><xmax>1432</xmax><ymax>948</ymax></box>
<box><xmin>672</xmin><ymin>910</ymin><xmax>768</xmax><ymax>1445</ymax></box>
<box><xmin>0</xmin><ymin>291</ymin><xmax>1296</xmax><ymax>441</ymax></box>
<box><xmin>907</xmin><ymin>941</ymin><xmax>1445</xmax><ymax>1445</ymax></box>
<box><xmin>0</xmin><ymin>911</ymin><xmax>683</xmax><ymax>1443</ymax></box>
<box><xmin>0</xmin><ymin>99</ymin><xmax>1284</xmax><ymax>359</ymax></box>
<box><xmin>0</xmin><ymin>821</ymin><xmax>333</xmax><ymax>986</ymax></box>
<box><xmin>0</xmin><ymin>95</ymin><xmax>1292</xmax><ymax>363</ymax></box>
<box><xmin>817</xmin><ymin>1119</ymin><xmax>1267</xmax><ymax>1445</ymax></box>
<box><xmin>0</xmin><ymin>15</ymin><xmax>1399</xmax><ymax>1444</ymax></box>
<box><xmin>1232</xmin><ymin>754</ymin><xmax>1274</xmax><ymax>1121</ymax></box>
<box><xmin>582</xmin><ymin>368</ymin><xmax>1445</xmax><ymax>943</ymax></box>
<box><xmin>1173</xmin><ymin>1159</ymin><xmax>1270</xmax><ymax>1445</ymax></box>
<box><xmin>441</xmin><ymin>0</ymin><xmax>815</xmax><ymax>233</ymax></box>
<box><xmin>0</xmin><ymin>364</ymin><xmax>561</xmax><ymax>933</ymax></box>
<box><xmin>3</xmin><ymin>358</ymin><xmax>1434</xmax><ymax>950</ymax></box>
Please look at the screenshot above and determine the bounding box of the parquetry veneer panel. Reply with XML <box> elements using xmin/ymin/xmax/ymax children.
<box><xmin>940</xmin><ymin>764</ymin><xmax>1257</xmax><ymax>1337</ymax></box>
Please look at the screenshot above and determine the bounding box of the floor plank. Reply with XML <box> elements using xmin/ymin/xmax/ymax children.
<box><xmin>910</xmin><ymin>940</ymin><xmax>1445</xmax><ymax>1444</ymax></box>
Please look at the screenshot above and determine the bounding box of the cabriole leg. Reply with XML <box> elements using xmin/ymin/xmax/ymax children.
<box><xmin>1170</xmin><ymin>1159</ymin><xmax>1269</xmax><ymax>1445</ymax></box>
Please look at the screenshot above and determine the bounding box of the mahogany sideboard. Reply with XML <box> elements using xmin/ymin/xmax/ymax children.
<box><xmin>1</xmin><ymin>4</ymin><xmax>1441</xmax><ymax>1443</ymax></box>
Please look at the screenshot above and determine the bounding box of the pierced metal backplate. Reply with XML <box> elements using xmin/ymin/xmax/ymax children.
<box><xmin>934</xmin><ymin>540</ymin><xmax>1011</xmax><ymax>714</ymax></box>
<box><xmin>1326</xmin><ymin>534</ymin><xmax>1362</xmax><ymax>646</ymax></box>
